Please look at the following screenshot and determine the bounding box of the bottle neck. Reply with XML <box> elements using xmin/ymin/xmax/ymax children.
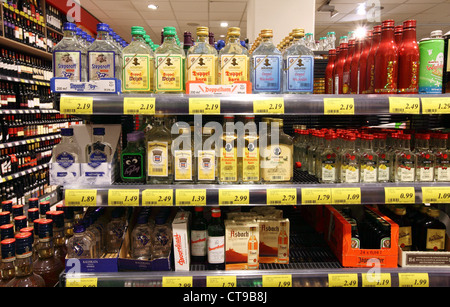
<box><xmin>14</xmin><ymin>253</ymin><xmax>34</xmax><ymax>277</ymax></box>
<box><xmin>381</xmin><ymin>27</ymin><xmax>395</xmax><ymax>42</ymax></box>
<box><xmin>164</xmin><ymin>35</ymin><xmax>176</xmax><ymax>45</ymax></box>
<box><xmin>416</xmin><ymin>138</ymin><xmax>429</xmax><ymax>149</ymax></box>
<box><xmin>37</xmin><ymin>236</ymin><xmax>54</xmax><ymax>259</ymax></box>
<box><xmin>197</xmin><ymin>35</ymin><xmax>208</xmax><ymax>43</ymax></box>
<box><xmin>228</xmin><ymin>36</ymin><xmax>240</xmax><ymax>44</ymax></box>
<box><xmin>132</xmin><ymin>34</ymin><xmax>145</xmax><ymax>43</ymax></box>
<box><xmin>436</xmin><ymin>138</ymin><xmax>447</xmax><ymax>149</ymax></box>
<box><xmin>60</xmin><ymin>135</ymin><xmax>73</xmax><ymax>144</ymax></box>
<box><xmin>362</xmin><ymin>138</ymin><xmax>373</xmax><ymax>150</ymax></box>
<box><xmin>401</xmin><ymin>27</ymin><xmax>417</xmax><ymax>42</ymax></box>
<box><xmin>64</xmin><ymin>30</ymin><xmax>76</xmax><ymax>39</ymax></box>
<box><xmin>96</xmin><ymin>30</ymin><xmax>109</xmax><ymax>41</ymax></box>
<box><xmin>93</xmin><ymin>134</ymin><xmax>104</xmax><ymax>143</ymax></box>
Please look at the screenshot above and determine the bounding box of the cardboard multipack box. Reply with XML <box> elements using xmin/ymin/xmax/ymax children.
<box><xmin>172</xmin><ymin>211</ymin><xmax>191</xmax><ymax>271</ymax></box>
<box><xmin>225</xmin><ymin>220</ymin><xmax>260</xmax><ymax>270</ymax></box>
<box><xmin>257</xmin><ymin>218</ymin><xmax>290</xmax><ymax>264</ymax></box>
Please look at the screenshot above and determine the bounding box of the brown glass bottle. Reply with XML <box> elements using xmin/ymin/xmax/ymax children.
<box><xmin>418</xmin><ymin>208</ymin><xmax>446</xmax><ymax>251</ymax></box>
<box><xmin>32</xmin><ymin>219</ymin><xmax>64</xmax><ymax>287</ymax></box>
<box><xmin>6</xmin><ymin>231</ymin><xmax>45</xmax><ymax>287</ymax></box>
<box><xmin>392</xmin><ymin>206</ymin><xmax>412</xmax><ymax>250</ymax></box>
<box><xmin>0</xmin><ymin>238</ymin><xmax>16</xmax><ymax>286</ymax></box>
<box><xmin>46</xmin><ymin>211</ymin><xmax>67</xmax><ymax>264</ymax></box>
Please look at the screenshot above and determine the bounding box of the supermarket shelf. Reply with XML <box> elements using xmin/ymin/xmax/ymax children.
<box><xmin>0</xmin><ymin>108</ymin><xmax>59</xmax><ymax>114</ymax></box>
<box><xmin>0</xmin><ymin>37</ymin><xmax>53</xmax><ymax>61</ymax></box>
<box><xmin>0</xmin><ymin>133</ymin><xmax>60</xmax><ymax>149</ymax></box>
<box><xmin>55</xmin><ymin>93</ymin><xmax>450</xmax><ymax>116</ymax></box>
<box><xmin>0</xmin><ymin>74</ymin><xmax>50</xmax><ymax>86</ymax></box>
<box><xmin>0</xmin><ymin>163</ymin><xmax>49</xmax><ymax>183</ymax></box>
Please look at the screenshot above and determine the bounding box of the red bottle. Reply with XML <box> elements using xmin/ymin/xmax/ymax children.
<box><xmin>342</xmin><ymin>39</ymin><xmax>355</xmax><ymax>94</ymax></box>
<box><xmin>358</xmin><ymin>30</ymin><xmax>372</xmax><ymax>94</ymax></box>
<box><xmin>334</xmin><ymin>43</ymin><xmax>348</xmax><ymax>94</ymax></box>
<box><xmin>397</xmin><ymin>20</ymin><xmax>419</xmax><ymax>94</ymax></box>
<box><xmin>374</xmin><ymin>20</ymin><xmax>398</xmax><ymax>94</ymax></box>
<box><xmin>395</xmin><ymin>25</ymin><xmax>403</xmax><ymax>46</ymax></box>
<box><xmin>350</xmin><ymin>38</ymin><xmax>363</xmax><ymax>94</ymax></box>
<box><xmin>365</xmin><ymin>25</ymin><xmax>381</xmax><ymax>94</ymax></box>
<box><xmin>325</xmin><ymin>49</ymin><xmax>336</xmax><ymax>94</ymax></box>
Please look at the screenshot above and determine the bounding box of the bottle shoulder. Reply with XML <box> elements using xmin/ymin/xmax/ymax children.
<box><xmin>219</xmin><ymin>44</ymin><xmax>249</xmax><ymax>56</ymax></box>
<box><xmin>188</xmin><ymin>43</ymin><xmax>218</xmax><ymax>56</ymax></box>
<box><xmin>123</xmin><ymin>42</ymin><xmax>153</xmax><ymax>56</ymax></box>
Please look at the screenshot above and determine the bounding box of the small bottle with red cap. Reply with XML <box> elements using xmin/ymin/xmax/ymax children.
<box><xmin>394</xmin><ymin>134</ymin><xmax>416</xmax><ymax>182</ymax></box>
<box><xmin>0</xmin><ymin>238</ymin><xmax>16</xmax><ymax>286</ymax></box>
<box><xmin>6</xmin><ymin>231</ymin><xmax>45</xmax><ymax>287</ymax></box>
<box><xmin>414</xmin><ymin>133</ymin><xmax>435</xmax><ymax>182</ymax></box>
<box><xmin>339</xmin><ymin>134</ymin><xmax>360</xmax><ymax>183</ymax></box>
<box><xmin>374</xmin><ymin>133</ymin><xmax>393</xmax><ymax>183</ymax></box>
<box><xmin>319</xmin><ymin>133</ymin><xmax>339</xmax><ymax>183</ymax></box>
<box><xmin>434</xmin><ymin>133</ymin><xmax>450</xmax><ymax>181</ymax></box>
<box><xmin>360</xmin><ymin>134</ymin><xmax>378</xmax><ymax>183</ymax></box>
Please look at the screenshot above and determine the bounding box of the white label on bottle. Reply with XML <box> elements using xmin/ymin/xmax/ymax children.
<box><xmin>419</xmin><ymin>167</ymin><xmax>434</xmax><ymax>181</ymax></box>
<box><xmin>207</xmin><ymin>236</ymin><xmax>224</xmax><ymax>264</ymax></box>
<box><xmin>322</xmin><ymin>165</ymin><xmax>336</xmax><ymax>181</ymax></box>
<box><xmin>378</xmin><ymin>166</ymin><xmax>390</xmax><ymax>181</ymax></box>
<box><xmin>400</xmin><ymin>167</ymin><xmax>415</xmax><ymax>182</ymax></box>
<box><xmin>345</xmin><ymin>168</ymin><xmax>359</xmax><ymax>183</ymax></box>
<box><xmin>437</xmin><ymin>167</ymin><xmax>450</xmax><ymax>181</ymax></box>
<box><xmin>191</xmin><ymin>230</ymin><xmax>207</xmax><ymax>257</ymax></box>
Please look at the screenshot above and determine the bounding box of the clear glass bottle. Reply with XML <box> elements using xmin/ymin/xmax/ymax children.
<box><xmin>360</xmin><ymin>134</ymin><xmax>378</xmax><ymax>183</ymax></box>
<box><xmin>51</xmin><ymin>128</ymin><xmax>81</xmax><ymax>182</ymax></box>
<box><xmin>414</xmin><ymin>133</ymin><xmax>435</xmax><ymax>182</ymax></box>
<box><xmin>155</xmin><ymin>27</ymin><xmax>185</xmax><ymax>93</ymax></box>
<box><xmin>32</xmin><ymin>219</ymin><xmax>64</xmax><ymax>287</ymax></box>
<box><xmin>394</xmin><ymin>134</ymin><xmax>415</xmax><ymax>182</ymax></box>
<box><xmin>240</xmin><ymin>115</ymin><xmax>260</xmax><ymax>184</ymax></box>
<box><xmin>251</xmin><ymin>29</ymin><xmax>282</xmax><ymax>93</ymax></box>
<box><xmin>145</xmin><ymin>115</ymin><xmax>173</xmax><ymax>184</ymax></box>
<box><xmin>105</xmin><ymin>208</ymin><xmax>126</xmax><ymax>254</ymax></box>
<box><xmin>0</xmin><ymin>238</ymin><xmax>15</xmax><ymax>286</ymax></box>
<box><xmin>85</xmin><ymin>127</ymin><xmax>113</xmax><ymax>177</ymax></box>
<box><xmin>219</xmin><ymin>27</ymin><xmax>249</xmax><ymax>85</ymax></box>
<box><xmin>191</xmin><ymin>206</ymin><xmax>207</xmax><ymax>264</ymax></box>
<box><xmin>375</xmin><ymin>133</ymin><xmax>393</xmax><ymax>183</ymax></box>
<box><xmin>84</xmin><ymin>217</ymin><xmax>102</xmax><ymax>258</ymax></box>
<box><xmin>196</xmin><ymin>127</ymin><xmax>218</xmax><ymax>184</ymax></box>
<box><xmin>187</xmin><ymin>26</ymin><xmax>218</xmax><ymax>85</ymax></box>
<box><xmin>277</xmin><ymin>221</ymin><xmax>289</xmax><ymax>263</ymax></box>
<box><xmin>293</xmin><ymin>126</ymin><xmax>308</xmax><ymax>170</ymax></box>
<box><xmin>319</xmin><ymin>133</ymin><xmax>339</xmax><ymax>183</ymax></box>
<box><xmin>120</xmin><ymin>132</ymin><xmax>145</xmax><ymax>183</ymax></box>
<box><xmin>131</xmin><ymin>214</ymin><xmax>152</xmax><ymax>260</ymax></box>
<box><xmin>340</xmin><ymin>134</ymin><xmax>360</xmax><ymax>183</ymax></box>
<box><xmin>305</xmin><ymin>33</ymin><xmax>316</xmax><ymax>50</ymax></box>
<box><xmin>6</xmin><ymin>232</ymin><xmax>45</xmax><ymax>287</ymax></box>
<box><xmin>173</xmin><ymin>126</ymin><xmax>193</xmax><ymax>184</ymax></box>
<box><xmin>282</xmin><ymin>28</ymin><xmax>314</xmax><ymax>94</ymax></box>
<box><xmin>261</xmin><ymin>118</ymin><xmax>293</xmax><ymax>183</ymax></box>
<box><xmin>151</xmin><ymin>213</ymin><xmax>172</xmax><ymax>259</ymax></box>
<box><xmin>434</xmin><ymin>133</ymin><xmax>450</xmax><ymax>181</ymax></box>
<box><xmin>314</xmin><ymin>132</ymin><xmax>326</xmax><ymax>179</ymax></box>
<box><xmin>326</xmin><ymin>32</ymin><xmax>336</xmax><ymax>50</ymax></box>
<box><xmin>87</xmin><ymin>23</ymin><xmax>122</xmax><ymax>81</ymax></box>
<box><xmin>47</xmin><ymin>211</ymin><xmax>67</xmax><ymax>264</ymax></box>
<box><xmin>207</xmin><ymin>207</ymin><xmax>225</xmax><ymax>270</ymax></box>
<box><xmin>247</xmin><ymin>226</ymin><xmax>259</xmax><ymax>270</ymax></box>
<box><xmin>52</xmin><ymin>22</ymin><xmax>86</xmax><ymax>81</ymax></box>
<box><xmin>66</xmin><ymin>224</ymin><xmax>94</xmax><ymax>258</ymax></box>
<box><xmin>122</xmin><ymin>26</ymin><xmax>153</xmax><ymax>93</ymax></box>
<box><xmin>219</xmin><ymin>115</ymin><xmax>239</xmax><ymax>184</ymax></box>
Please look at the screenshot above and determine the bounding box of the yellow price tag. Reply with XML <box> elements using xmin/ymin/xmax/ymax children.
<box><xmin>66</xmin><ymin>277</ymin><xmax>98</xmax><ymax>287</ymax></box>
<box><xmin>60</xmin><ymin>96</ymin><xmax>93</xmax><ymax>114</ymax></box>
<box><xmin>253</xmin><ymin>97</ymin><xmax>285</xmax><ymax>114</ymax></box>
<box><xmin>384</xmin><ymin>187</ymin><xmax>415</xmax><ymax>204</ymax></box>
<box><xmin>331</xmin><ymin>187</ymin><xmax>361</xmax><ymax>205</ymax></box>
<box><xmin>176</xmin><ymin>189</ymin><xmax>206</xmax><ymax>206</ymax></box>
<box><xmin>108</xmin><ymin>189</ymin><xmax>140</xmax><ymax>206</ymax></box>
<box><xmin>324</xmin><ymin>98</ymin><xmax>355</xmax><ymax>115</ymax></box>
<box><xmin>207</xmin><ymin>275</ymin><xmax>237</xmax><ymax>287</ymax></box>
<box><xmin>189</xmin><ymin>98</ymin><xmax>221</xmax><ymax>114</ymax></box>
<box><xmin>65</xmin><ymin>189</ymin><xmax>97</xmax><ymax>207</ymax></box>
<box><xmin>262</xmin><ymin>275</ymin><xmax>292</xmax><ymax>287</ymax></box>
<box><xmin>362</xmin><ymin>273</ymin><xmax>391</xmax><ymax>287</ymax></box>
<box><xmin>163</xmin><ymin>276</ymin><xmax>193</xmax><ymax>287</ymax></box>
<box><xmin>142</xmin><ymin>189</ymin><xmax>173</xmax><ymax>206</ymax></box>
<box><xmin>301</xmin><ymin>188</ymin><xmax>332</xmax><ymax>205</ymax></box>
<box><xmin>123</xmin><ymin>97</ymin><xmax>156</xmax><ymax>115</ymax></box>
<box><xmin>421</xmin><ymin>186</ymin><xmax>450</xmax><ymax>203</ymax></box>
<box><xmin>398</xmin><ymin>273</ymin><xmax>429</xmax><ymax>287</ymax></box>
<box><xmin>389</xmin><ymin>97</ymin><xmax>420</xmax><ymax>114</ymax></box>
<box><xmin>328</xmin><ymin>273</ymin><xmax>358</xmax><ymax>287</ymax></box>
<box><xmin>266</xmin><ymin>188</ymin><xmax>297</xmax><ymax>205</ymax></box>
<box><xmin>422</xmin><ymin>97</ymin><xmax>450</xmax><ymax>114</ymax></box>
<box><xmin>219</xmin><ymin>189</ymin><xmax>249</xmax><ymax>205</ymax></box>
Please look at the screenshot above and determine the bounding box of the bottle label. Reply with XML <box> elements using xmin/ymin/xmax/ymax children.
<box><xmin>399</xmin><ymin>164</ymin><xmax>415</xmax><ymax>182</ymax></box>
<box><xmin>123</xmin><ymin>54</ymin><xmax>152</xmax><ymax>91</ymax></box>
<box><xmin>220</xmin><ymin>138</ymin><xmax>237</xmax><ymax>182</ymax></box>
<box><xmin>342</xmin><ymin>71</ymin><xmax>350</xmax><ymax>94</ymax></box>
<box><xmin>55</xmin><ymin>152</ymin><xmax>79</xmax><ymax>178</ymax></box>
<box><xmin>426</xmin><ymin>229</ymin><xmax>446</xmax><ymax>250</ymax></box>
<box><xmin>88</xmin><ymin>151</ymin><xmax>107</xmax><ymax>169</ymax></box>
<box><xmin>361</xmin><ymin>161</ymin><xmax>377</xmax><ymax>182</ymax></box>
<box><xmin>53</xmin><ymin>51</ymin><xmax>82</xmax><ymax>81</ymax></box>
<box><xmin>174</xmin><ymin>150</ymin><xmax>192</xmax><ymax>181</ymax></box>
<box><xmin>121</xmin><ymin>153</ymin><xmax>144</xmax><ymax>180</ymax></box>
<box><xmin>220</xmin><ymin>54</ymin><xmax>248</xmax><ymax>85</ymax></box>
<box><xmin>191</xmin><ymin>230</ymin><xmax>207</xmax><ymax>256</ymax></box>
<box><xmin>321</xmin><ymin>160</ymin><xmax>336</xmax><ymax>182</ymax></box>
<box><xmin>261</xmin><ymin>144</ymin><xmax>293</xmax><ymax>181</ymax></box>
<box><xmin>56</xmin><ymin>152</ymin><xmax>75</xmax><ymax>169</ymax></box>
<box><xmin>351</xmin><ymin>238</ymin><xmax>360</xmax><ymax>249</ymax></box>
<box><xmin>197</xmin><ymin>150</ymin><xmax>216</xmax><ymax>181</ymax></box>
<box><xmin>418</xmin><ymin>166</ymin><xmax>434</xmax><ymax>182</ymax></box>
<box><xmin>398</xmin><ymin>226</ymin><xmax>412</xmax><ymax>248</ymax></box>
<box><xmin>437</xmin><ymin>164</ymin><xmax>450</xmax><ymax>181</ymax></box>
<box><xmin>242</xmin><ymin>141</ymin><xmax>259</xmax><ymax>182</ymax></box>
<box><xmin>208</xmin><ymin>236</ymin><xmax>225</xmax><ymax>264</ymax></box>
<box><xmin>155</xmin><ymin>54</ymin><xmax>184</xmax><ymax>92</ymax></box>
<box><xmin>148</xmin><ymin>142</ymin><xmax>168</xmax><ymax>177</ymax></box>
<box><xmin>343</xmin><ymin>165</ymin><xmax>359</xmax><ymax>183</ymax></box>
<box><xmin>187</xmin><ymin>54</ymin><xmax>216</xmax><ymax>85</ymax></box>
<box><xmin>88</xmin><ymin>51</ymin><xmax>116</xmax><ymax>80</ymax></box>
<box><xmin>285</xmin><ymin>55</ymin><xmax>314</xmax><ymax>92</ymax></box>
<box><xmin>252</xmin><ymin>55</ymin><xmax>281</xmax><ymax>92</ymax></box>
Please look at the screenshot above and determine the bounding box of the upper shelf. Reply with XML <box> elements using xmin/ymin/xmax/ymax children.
<box><xmin>56</xmin><ymin>93</ymin><xmax>450</xmax><ymax>116</ymax></box>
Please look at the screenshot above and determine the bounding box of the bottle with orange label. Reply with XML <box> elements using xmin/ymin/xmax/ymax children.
<box><xmin>186</xmin><ymin>26</ymin><xmax>218</xmax><ymax>85</ymax></box>
<box><xmin>219</xmin><ymin>27</ymin><xmax>249</xmax><ymax>85</ymax></box>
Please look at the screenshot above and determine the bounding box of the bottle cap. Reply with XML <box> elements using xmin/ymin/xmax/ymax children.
<box><xmin>93</xmin><ymin>127</ymin><xmax>106</xmax><ymax>136</ymax></box>
<box><xmin>196</xmin><ymin>26</ymin><xmax>209</xmax><ymax>36</ymax></box>
<box><xmin>382</xmin><ymin>19</ymin><xmax>395</xmax><ymax>28</ymax></box>
<box><xmin>261</xmin><ymin>29</ymin><xmax>273</xmax><ymax>38</ymax></box>
<box><xmin>1</xmin><ymin>200</ymin><xmax>13</xmax><ymax>212</ymax></box>
<box><xmin>73</xmin><ymin>224</ymin><xmax>86</xmax><ymax>233</ymax></box>
<box><xmin>40</xmin><ymin>201</ymin><xmax>50</xmax><ymax>215</ymax></box>
<box><xmin>127</xmin><ymin>132</ymin><xmax>141</xmax><ymax>142</ymax></box>
<box><xmin>163</xmin><ymin>26</ymin><xmax>177</xmax><ymax>36</ymax></box>
<box><xmin>328</xmin><ymin>49</ymin><xmax>336</xmax><ymax>55</ymax></box>
<box><xmin>97</xmin><ymin>23</ymin><xmax>110</xmax><ymax>32</ymax></box>
<box><xmin>28</xmin><ymin>198</ymin><xmax>39</xmax><ymax>209</ymax></box>
<box><xmin>0</xmin><ymin>224</ymin><xmax>13</xmax><ymax>240</ymax></box>
<box><xmin>46</xmin><ymin>211</ymin><xmax>64</xmax><ymax>228</ymax></box>
<box><xmin>137</xmin><ymin>214</ymin><xmax>148</xmax><ymax>224</ymax></box>
<box><xmin>20</xmin><ymin>227</ymin><xmax>34</xmax><ymax>233</ymax></box>
<box><xmin>61</xmin><ymin>128</ymin><xmax>74</xmax><ymax>136</ymax></box>
<box><xmin>431</xmin><ymin>30</ymin><xmax>443</xmax><ymax>38</ymax></box>
<box><xmin>1</xmin><ymin>238</ymin><xmax>15</xmax><ymax>260</ymax></box>
<box><xmin>14</xmin><ymin>215</ymin><xmax>27</xmax><ymax>232</ymax></box>
<box><xmin>12</xmin><ymin>204</ymin><xmax>23</xmax><ymax>217</ymax></box>
<box><xmin>14</xmin><ymin>232</ymin><xmax>32</xmax><ymax>257</ymax></box>
<box><xmin>37</xmin><ymin>219</ymin><xmax>53</xmax><ymax>240</ymax></box>
<box><xmin>63</xmin><ymin>22</ymin><xmax>77</xmax><ymax>32</ymax></box>
<box><xmin>395</xmin><ymin>25</ymin><xmax>403</xmax><ymax>33</ymax></box>
<box><xmin>373</xmin><ymin>25</ymin><xmax>382</xmax><ymax>33</ymax></box>
<box><xmin>0</xmin><ymin>211</ymin><xmax>10</xmax><ymax>226</ymax></box>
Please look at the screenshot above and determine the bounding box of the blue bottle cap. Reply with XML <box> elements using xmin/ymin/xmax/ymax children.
<box><xmin>97</xmin><ymin>23</ymin><xmax>109</xmax><ymax>32</ymax></box>
<box><xmin>14</xmin><ymin>232</ymin><xmax>32</xmax><ymax>256</ymax></box>
<box><xmin>73</xmin><ymin>224</ymin><xmax>86</xmax><ymax>233</ymax></box>
<box><xmin>93</xmin><ymin>127</ymin><xmax>105</xmax><ymax>135</ymax></box>
<box><xmin>61</xmin><ymin>128</ymin><xmax>74</xmax><ymax>136</ymax></box>
<box><xmin>0</xmin><ymin>224</ymin><xmax>14</xmax><ymax>240</ymax></box>
<box><xmin>1</xmin><ymin>238</ymin><xmax>15</xmax><ymax>259</ymax></box>
<box><xmin>63</xmin><ymin>22</ymin><xmax>77</xmax><ymax>32</ymax></box>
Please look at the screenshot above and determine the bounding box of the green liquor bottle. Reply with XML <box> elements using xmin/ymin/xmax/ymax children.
<box><xmin>120</xmin><ymin>132</ymin><xmax>145</xmax><ymax>183</ymax></box>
